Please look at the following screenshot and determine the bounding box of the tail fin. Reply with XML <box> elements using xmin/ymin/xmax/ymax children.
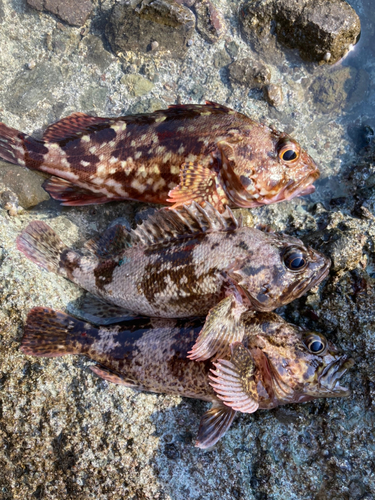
<box><xmin>17</xmin><ymin>221</ymin><xmax>68</xmax><ymax>273</ymax></box>
<box><xmin>0</xmin><ymin>123</ymin><xmax>43</xmax><ymax>167</ymax></box>
<box><xmin>21</xmin><ymin>307</ymin><xmax>85</xmax><ymax>357</ymax></box>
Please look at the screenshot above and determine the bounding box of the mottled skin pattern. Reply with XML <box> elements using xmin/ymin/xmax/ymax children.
<box><xmin>21</xmin><ymin>309</ymin><xmax>354</xmax><ymax>447</ymax></box>
<box><xmin>0</xmin><ymin>102</ymin><xmax>319</xmax><ymax>210</ymax></box>
<box><xmin>17</xmin><ymin>204</ymin><xmax>331</xmax><ymax>319</ymax></box>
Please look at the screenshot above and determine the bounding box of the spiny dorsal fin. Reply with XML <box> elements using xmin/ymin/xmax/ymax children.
<box><xmin>130</xmin><ymin>202</ymin><xmax>241</xmax><ymax>247</ymax></box>
<box><xmin>43</xmin><ymin>113</ymin><xmax>109</xmax><ymax>143</ymax></box>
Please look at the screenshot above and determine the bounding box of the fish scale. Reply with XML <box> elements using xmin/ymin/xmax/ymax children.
<box><xmin>0</xmin><ymin>102</ymin><xmax>319</xmax><ymax>210</ymax></box>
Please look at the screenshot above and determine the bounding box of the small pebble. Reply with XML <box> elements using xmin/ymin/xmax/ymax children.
<box><xmin>323</xmin><ymin>52</ymin><xmax>331</xmax><ymax>62</ymax></box>
<box><xmin>187</xmin><ymin>39</ymin><xmax>193</xmax><ymax>47</ymax></box>
<box><xmin>264</xmin><ymin>84</ymin><xmax>283</xmax><ymax>108</ymax></box>
<box><xmin>27</xmin><ymin>60</ymin><xmax>36</xmax><ymax>70</ymax></box>
<box><xmin>151</xmin><ymin>41</ymin><xmax>159</xmax><ymax>51</ymax></box>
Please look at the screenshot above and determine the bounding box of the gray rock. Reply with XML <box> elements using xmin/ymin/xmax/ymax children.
<box><xmin>27</xmin><ymin>0</ymin><xmax>94</xmax><ymax>27</ymax></box>
<box><xmin>194</xmin><ymin>0</ymin><xmax>226</xmax><ymax>44</ymax></box>
<box><xmin>239</xmin><ymin>0</ymin><xmax>361</xmax><ymax>65</ymax></box>
<box><xmin>0</xmin><ymin>162</ymin><xmax>50</xmax><ymax>209</ymax></box>
<box><xmin>105</xmin><ymin>0</ymin><xmax>195</xmax><ymax>58</ymax></box>
<box><xmin>4</xmin><ymin>62</ymin><xmax>64</xmax><ymax>115</ymax></box>
<box><xmin>79</xmin><ymin>85</ymin><xmax>108</xmax><ymax>111</ymax></box>
<box><xmin>212</xmin><ymin>47</ymin><xmax>231</xmax><ymax>68</ymax></box>
<box><xmin>120</xmin><ymin>74</ymin><xmax>155</xmax><ymax>96</ymax></box>
<box><xmin>80</xmin><ymin>35</ymin><xmax>115</xmax><ymax>72</ymax></box>
<box><xmin>228</xmin><ymin>58</ymin><xmax>271</xmax><ymax>88</ymax></box>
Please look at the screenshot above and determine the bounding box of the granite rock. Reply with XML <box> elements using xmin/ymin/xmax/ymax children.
<box><xmin>194</xmin><ymin>0</ymin><xmax>226</xmax><ymax>43</ymax></box>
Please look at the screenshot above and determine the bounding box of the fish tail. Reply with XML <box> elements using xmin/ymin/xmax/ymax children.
<box><xmin>0</xmin><ymin>122</ymin><xmax>45</xmax><ymax>168</ymax></box>
<box><xmin>16</xmin><ymin>221</ymin><xmax>69</xmax><ymax>274</ymax></box>
<box><xmin>21</xmin><ymin>307</ymin><xmax>86</xmax><ymax>357</ymax></box>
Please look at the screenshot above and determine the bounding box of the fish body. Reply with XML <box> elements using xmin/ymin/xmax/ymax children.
<box><xmin>21</xmin><ymin>308</ymin><xmax>354</xmax><ymax>448</ymax></box>
<box><xmin>17</xmin><ymin>203</ymin><xmax>330</xmax><ymax>328</ymax></box>
<box><xmin>0</xmin><ymin>102</ymin><xmax>319</xmax><ymax>211</ymax></box>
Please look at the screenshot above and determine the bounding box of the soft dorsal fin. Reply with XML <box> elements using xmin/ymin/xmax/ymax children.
<box><xmin>43</xmin><ymin>113</ymin><xmax>109</xmax><ymax>143</ymax></box>
<box><xmin>130</xmin><ymin>202</ymin><xmax>241</xmax><ymax>247</ymax></box>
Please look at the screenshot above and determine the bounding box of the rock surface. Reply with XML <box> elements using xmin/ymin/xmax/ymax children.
<box><xmin>105</xmin><ymin>0</ymin><xmax>195</xmax><ymax>58</ymax></box>
<box><xmin>27</xmin><ymin>0</ymin><xmax>94</xmax><ymax>26</ymax></box>
<box><xmin>0</xmin><ymin>0</ymin><xmax>375</xmax><ymax>498</ymax></box>
<box><xmin>239</xmin><ymin>0</ymin><xmax>361</xmax><ymax>64</ymax></box>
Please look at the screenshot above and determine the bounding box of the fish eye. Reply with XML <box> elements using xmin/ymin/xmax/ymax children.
<box><xmin>277</xmin><ymin>140</ymin><xmax>300</xmax><ymax>163</ymax></box>
<box><xmin>304</xmin><ymin>333</ymin><xmax>327</xmax><ymax>355</ymax></box>
<box><xmin>283</xmin><ymin>247</ymin><xmax>308</xmax><ymax>272</ymax></box>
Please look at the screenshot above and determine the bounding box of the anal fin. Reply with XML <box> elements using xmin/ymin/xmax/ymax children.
<box><xmin>90</xmin><ymin>365</ymin><xmax>140</xmax><ymax>388</ymax></box>
<box><xmin>68</xmin><ymin>293</ymin><xmax>139</xmax><ymax>326</ymax></box>
<box><xmin>43</xmin><ymin>176</ymin><xmax>114</xmax><ymax>206</ymax></box>
<box><xmin>167</xmin><ymin>161</ymin><xmax>225</xmax><ymax>212</ymax></box>
<box><xmin>196</xmin><ymin>401</ymin><xmax>236</xmax><ymax>449</ymax></box>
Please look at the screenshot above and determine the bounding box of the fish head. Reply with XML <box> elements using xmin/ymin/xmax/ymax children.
<box><xmin>247</xmin><ymin>320</ymin><xmax>354</xmax><ymax>404</ymax></box>
<box><xmin>219</xmin><ymin>128</ymin><xmax>320</xmax><ymax>208</ymax></box>
<box><xmin>229</xmin><ymin>232</ymin><xmax>331</xmax><ymax>311</ymax></box>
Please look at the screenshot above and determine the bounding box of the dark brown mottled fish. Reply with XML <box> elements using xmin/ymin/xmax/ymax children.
<box><xmin>0</xmin><ymin>102</ymin><xmax>319</xmax><ymax>211</ymax></box>
<box><xmin>17</xmin><ymin>203</ymin><xmax>331</xmax><ymax>360</ymax></box>
<box><xmin>21</xmin><ymin>308</ymin><xmax>354</xmax><ymax>448</ymax></box>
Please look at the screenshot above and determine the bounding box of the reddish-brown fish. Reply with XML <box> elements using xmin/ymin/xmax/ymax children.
<box><xmin>21</xmin><ymin>308</ymin><xmax>354</xmax><ymax>448</ymax></box>
<box><xmin>0</xmin><ymin>102</ymin><xmax>319</xmax><ymax>211</ymax></box>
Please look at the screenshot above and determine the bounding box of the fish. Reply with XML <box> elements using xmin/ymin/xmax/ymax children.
<box><xmin>0</xmin><ymin>102</ymin><xmax>319</xmax><ymax>211</ymax></box>
<box><xmin>17</xmin><ymin>202</ymin><xmax>331</xmax><ymax>360</ymax></box>
<box><xmin>20</xmin><ymin>308</ymin><xmax>354</xmax><ymax>448</ymax></box>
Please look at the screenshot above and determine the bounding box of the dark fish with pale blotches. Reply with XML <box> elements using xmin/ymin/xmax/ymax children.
<box><xmin>21</xmin><ymin>308</ymin><xmax>354</xmax><ymax>448</ymax></box>
<box><xmin>17</xmin><ymin>203</ymin><xmax>331</xmax><ymax>360</ymax></box>
<box><xmin>0</xmin><ymin>102</ymin><xmax>319</xmax><ymax>211</ymax></box>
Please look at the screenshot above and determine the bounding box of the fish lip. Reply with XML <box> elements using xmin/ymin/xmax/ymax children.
<box><xmin>282</xmin><ymin>169</ymin><xmax>320</xmax><ymax>201</ymax></box>
<box><xmin>319</xmin><ymin>356</ymin><xmax>355</xmax><ymax>396</ymax></box>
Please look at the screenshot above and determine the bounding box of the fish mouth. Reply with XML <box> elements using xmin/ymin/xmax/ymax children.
<box><xmin>282</xmin><ymin>170</ymin><xmax>320</xmax><ymax>202</ymax></box>
<box><xmin>319</xmin><ymin>356</ymin><xmax>355</xmax><ymax>397</ymax></box>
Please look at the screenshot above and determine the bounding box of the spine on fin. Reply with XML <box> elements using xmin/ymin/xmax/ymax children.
<box><xmin>0</xmin><ymin>123</ymin><xmax>41</xmax><ymax>167</ymax></box>
<box><xmin>16</xmin><ymin>221</ymin><xmax>69</xmax><ymax>274</ymax></box>
<box><xmin>21</xmin><ymin>307</ymin><xmax>87</xmax><ymax>357</ymax></box>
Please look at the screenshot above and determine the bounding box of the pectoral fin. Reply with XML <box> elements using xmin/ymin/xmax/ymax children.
<box><xmin>209</xmin><ymin>342</ymin><xmax>259</xmax><ymax>414</ymax></box>
<box><xmin>195</xmin><ymin>401</ymin><xmax>236</xmax><ymax>449</ymax></box>
<box><xmin>167</xmin><ymin>161</ymin><xmax>225</xmax><ymax>211</ymax></box>
<box><xmin>187</xmin><ymin>295</ymin><xmax>247</xmax><ymax>361</ymax></box>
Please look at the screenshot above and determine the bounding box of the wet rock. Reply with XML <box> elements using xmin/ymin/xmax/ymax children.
<box><xmin>129</xmin><ymin>98</ymin><xmax>165</xmax><ymax>114</ymax></box>
<box><xmin>5</xmin><ymin>63</ymin><xmax>64</xmax><ymax>115</ymax></box>
<box><xmin>49</xmin><ymin>27</ymin><xmax>80</xmax><ymax>55</ymax></box>
<box><xmin>79</xmin><ymin>85</ymin><xmax>108</xmax><ymax>111</ymax></box>
<box><xmin>212</xmin><ymin>48</ymin><xmax>231</xmax><ymax>68</ymax></box>
<box><xmin>0</xmin><ymin>162</ymin><xmax>50</xmax><ymax>209</ymax></box>
<box><xmin>80</xmin><ymin>35</ymin><xmax>115</xmax><ymax>71</ymax></box>
<box><xmin>263</xmin><ymin>83</ymin><xmax>283</xmax><ymax>107</ymax></box>
<box><xmin>106</xmin><ymin>0</ymin><xmax>195</xmax><ymax>59</ymax></box>
<box><xmin>27</xmin><ymin>0</ymin><xmax>94</xmax><ymax>27</ymax></box>
<box><xmin>194</xmin><ymin>0</ymin><xmax>226</xmax><ymax>43</ymax></box>
<box><xmin>323</xmin><ymin>228</ymin><xmax>367</xmax><ymax>278</ymax></box>
<box><xmin>239</xmin><ymin>0</ymin><xmax>361</xmax><ymax>65</ymax></box>
<box><xmin>228</xmin><ymin>58</ymin><xmax>271</xmax><ymax>88</ymax></box>
<box><xmin>121</xmin><ymin>74</ymin><xmax>155</xmax><ymax>96</ymax></box>
<box><xmin>308</xmin><ymin>66</ymin><xmax>369</xmax><ymax>115</ymax></box>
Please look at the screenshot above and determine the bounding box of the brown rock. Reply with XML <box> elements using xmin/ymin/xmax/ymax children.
<box><xmin>27</xmin><ymin>0</ymin><xmax>93</xmax><ymax>26</ymax></box>
<box><xmin>239</xmin><ymin>0</ymin><xmax>361</xmax><ymax>65</ymax></box>
<box><xmin>194</xmin><ymin>0</ymin><xmax>226</xmax><ymax>43</ymax></box>
<box><xmin>263</xmin><ymin>83</ymin><xmax>283</xmax><ymax>107</ymax></box>
<box><xmin>228</xmin><ymin>58</ymin><xmax>271</xmax><ymax>88</ymax></box>
<box><xmin>106</xmin><ymin>0</ymin><xmax>195</xmax><ymax>58</ymax></box>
